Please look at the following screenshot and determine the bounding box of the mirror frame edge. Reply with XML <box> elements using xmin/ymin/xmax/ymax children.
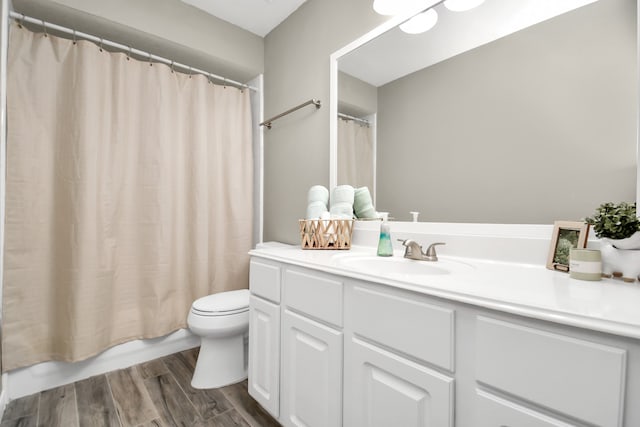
<box><xmin>330</xmin><ymin>0</ymin><xmax>640</xmax><ymax>221</ymax></box>
<box><xmin>329</xmin><ymin>1</ymin><xmax>443</xmax><ymax>191</ymax></box>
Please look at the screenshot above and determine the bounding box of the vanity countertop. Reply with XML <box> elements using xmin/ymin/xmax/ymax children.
<box><xmin>250</xmin><ymin>242</ymin><xmax>640</xmax><ymax>340</ymax></box>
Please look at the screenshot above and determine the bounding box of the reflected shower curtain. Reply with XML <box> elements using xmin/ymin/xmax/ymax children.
<box><xmin>3</xmin><ymin>23</ymin><xmax>253</xmax><ymax>371</ymax></box>
<box><xmin>337</xmin><ymin>117</ymin><xmax>374</xmax><ymax>190</ymax></box>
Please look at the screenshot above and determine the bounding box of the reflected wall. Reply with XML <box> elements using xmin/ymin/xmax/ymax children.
<box><xmin>341</xmin><ymin>0</ymin><xmax>637</xmax><ymax>223</ymax></box>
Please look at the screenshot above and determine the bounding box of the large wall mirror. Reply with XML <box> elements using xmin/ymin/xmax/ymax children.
<box><xmin>330</xmin><ymin>0</ymin><xmax>638</xmax><ymax>223</ymax></box>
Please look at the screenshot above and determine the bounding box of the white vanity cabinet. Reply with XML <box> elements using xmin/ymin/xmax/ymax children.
<box><xmin>344</xmin><ymin>337</ymin><xmax>454</xmax><ymax>427</ymax></box>
<box><xmin>248</xmin><ymin>259</ymin><xmax>282</xmax><ymax>418</ymax></box>
<box><xmin>344</xmin><ymin>281</ymin><xmax>455</xmax><ymax>427</ymax></box>
<box><xmin>281</xmin><ymin>310</ymin><xmax>342</xmax><ymax>427</ymax></box>
<box><xmin>248</xmin><ymin>254</ymin><xmax>640</xmax><ymax>427</ymax></box>
<box><xmin>474</xmin><ymin>316</ymin><xmax>627</xmax><ymax>427</ymax></box>
<box><xmin>280</xmin><ymin>268</ymin><xmax>344</xmax><ymax>427</ymax></box>
<box><xmin>249</xmin><ymin>258</ymin><xmax>345</xmax><ymax>427</ymax></box>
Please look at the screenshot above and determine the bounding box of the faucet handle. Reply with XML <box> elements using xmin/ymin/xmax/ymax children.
<box><xmin>398</xmin><ymin>238</ymin><xmax>418</xmax><ymax>248</ymax></box>
<box><xmin>424</xmin><ymin>242</ymin><xmax>446</xmax><ymax>261</ymax></box>
<box><xmin>397</xmin><ymin>239</ymin><xmax>423</xmax><ymax>260</ymax></box>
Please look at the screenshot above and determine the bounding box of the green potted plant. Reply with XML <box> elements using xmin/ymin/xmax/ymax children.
<box><xmin>585</xmin><ymin>202</ymin><xmax>640</xmax><ymax>282</ymax></box>
<box><xmin>585</xmin><ymin>202</ymin><xmax>640</xmax><ymax>248</ymax></box>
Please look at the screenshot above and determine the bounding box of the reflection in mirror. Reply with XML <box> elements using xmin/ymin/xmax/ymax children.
<box><xmin>335</xmin><ymin>0</ymin><xmax>637</xmax><ymax>223</ymax></box>
<box><xmin>337</xmin><ymin>72</ymin><xmax>378</xmax><ymax>200</ymax></box>
<box><xmin>337</xmin><ymin>114</ymin><xmax>375</xmax><ymax>199</ymax></box>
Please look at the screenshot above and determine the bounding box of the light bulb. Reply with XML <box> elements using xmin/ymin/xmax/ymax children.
<box><xmin>443</xmin><ymin>0</ymin><xmax>485</xmax><ymax>12</ymax></box>
<box><xmin>373</xmin><ymin>0</ymin><xmax>429</xmax><ymax>16</ymax></box>
<box><xmin>399</xmin><ymin>8</ymin><xmax>438</xmax><ymax>34</ymax></box>
<box><xmin>373</xmin><ymin>0</ymin><xmax>397</xmax><ymax>15</ymax></box>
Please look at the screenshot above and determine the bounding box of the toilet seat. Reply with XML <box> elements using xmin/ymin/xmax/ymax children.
<box><xmin>191</xmin><ymin>289</ymin><xmax>249</xmax><ymax>317</ymax></box>
<box><xmin>191</xmin><ymin>306</ymin><xmax>248</xmax><ymax>316</ymax></box>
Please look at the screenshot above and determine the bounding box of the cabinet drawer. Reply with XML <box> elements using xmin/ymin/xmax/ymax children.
<box><xmin>476</xmin><ymin>316</ymin><xmax>626</xmax><ymax>427</ymax></box>
<box><xmin>350</xmin><ymin>284</ymin><xmax>454</xmax><ymax>371</ymax></box>
<box><xmin>283</xmin><ymin>268</ymin><xmax>343</xmax><ymax>327</ymax></box>
<box><xmin>475</xmin><ymin>389</ymin><xmax>574</xmax><ymax>427</ymax></box>
<box><xmin>249</xmin><ymin>258</ymin><xmax>281</xmax><ymax>303</ymax></box>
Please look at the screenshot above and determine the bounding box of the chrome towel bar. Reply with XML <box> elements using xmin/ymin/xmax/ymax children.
<box><xmin>260</xmin><ymin>98</ymin><xmax>321</xmax><ymax>129</ymax></box>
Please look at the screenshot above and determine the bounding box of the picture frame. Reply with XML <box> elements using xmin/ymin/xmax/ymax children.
<box><xmin>546</xmin><ymin>221</ymin><xmax>590</xmax><ymax>272</ymax></box>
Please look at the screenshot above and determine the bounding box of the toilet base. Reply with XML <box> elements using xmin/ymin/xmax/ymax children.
<box><xmin>191</xmin><ymin>333</ymin><xmax>247</xmax><ymax>389</ymax></box>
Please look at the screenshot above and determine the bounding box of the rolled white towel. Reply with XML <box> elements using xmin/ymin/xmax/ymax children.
<box><xmin>307</xmin><ymin>201</ymin><xmax>329</xmax><ymax>220</ymax></box>
<box><xmin>330</xmin><ymin>201</ymin><xmax>353</xmax><ymax>218</ymax></box>
<box><xmin>306</xmin><ymin>185</ymin><xmax>330</xmax><ymax>219</ymax></box>
<box><xmin>308</xmin><ymin>185</ymin><xmax>329</xmax><ymax>205</ymax></box>
<box><xmin>331</xmin><ymin>185</ymin><xmax>355</xmax><ymax>205</ymax></box>
<box><xmin>354</xmin><ymin>187</ymin><xmax>376</xmax><ymax>219</ymax></box>
<box><xmin>330</xmin><ymin>213</ymin><xmax>352</xmax><ymax>219</ymax></box>
<box><xmin>329</xmin><ymin>185</ymin><xmax>354</xmax><ymax>219</ymax></box>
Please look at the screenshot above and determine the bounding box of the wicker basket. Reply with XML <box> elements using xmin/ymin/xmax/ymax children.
<box><xmin>299</xmin><ymin>219</ymin><xmax>354</xmax><ymax>250</ymax></box>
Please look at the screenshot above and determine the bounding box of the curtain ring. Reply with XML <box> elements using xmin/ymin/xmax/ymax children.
<box><xmin>99</xmin><ymin>38</ymin><xmax>104</xmax><ymax>52</ymax></box>
<box><xmin>188</xmin><ymin>67</ymin><xmax>193</xmax><ymax>78</ymax></box>
<box><xmin>42</xmin><ymin>19</ymin><xmax>48</xmax><ymax>38</ymax></box>
<box><xmin>148</xmin><ymin>52</ymin><xmax>153</xmax><ymax>66</ymax></box>
<box><xmin>170</xmin><ymin>61</ymin><xmax>175</xmax><ymax>74</ymax></box>
<box><xmin>222</xmin><ymin>77</ymin><xmax>227</xmax><ymax>89</ymax></box>
<box><xmin>72</xmin><ymin>29</ymin><xmax>77</xmax><ymax>45</ymax></box>
<box><xmin>126</xmin><ymin>46</ymin><xmax>131</xmax><ymax>60</ymax></box>
<box><xmin>17</xmin><ymin>13</ymin><xmax>24</xmax><ymax>28</ymax></box>
<box><xmin>206</xmin><ymin>74</ymin><xmax>212</xmax><ymax>84</ymax></box>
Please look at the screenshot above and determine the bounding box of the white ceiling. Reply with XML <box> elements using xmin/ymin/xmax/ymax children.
<box><xmin>339</xmin><ymin>0</ymin><xmax>598</xmax><ymax>87</ymax></box>
<box><xmin>181</xmin><ymin>0</ymin><xmax>307</xmax><ymax>37</ymax></box>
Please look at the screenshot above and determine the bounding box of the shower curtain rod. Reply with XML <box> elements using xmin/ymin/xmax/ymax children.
<box><xmin>8</xmin><ymin>11</ymin><xmax>258</xmax><ymax>92</ymax></box>
<box><xmin>338</xmin><ymin>112</ymin><xmax>370</xmax><ymax>126</ymax></box>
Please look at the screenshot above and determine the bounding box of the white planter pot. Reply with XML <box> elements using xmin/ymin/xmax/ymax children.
<box><xmin>601</xmin><ymin>232</ymin><xmax>640</xmax><ymax>250</ymax></box>
<box><xmin>599</xmin><ymin>232</ymin><xmax>640</xmax><ymax>282</ymax></box>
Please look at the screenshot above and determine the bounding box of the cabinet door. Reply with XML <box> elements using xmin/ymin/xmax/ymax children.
<box><xmin>281</xmin><ymin>310</ymin><xmax>343</xmax><ymax>427</ymax></box>
<box><xmin>248</xmin><ymin>295</ymin><xmax>281</xmax><ymax>418</ymax></box>
<box><xmin>474</xmin><ymin>390</ymin><xmax>575</xmax><ymax>427</ymax></box>
<box><xmin>344</xmin><ymin>337</ymin><xmax>454</xmax><ymax>427</ymax></box>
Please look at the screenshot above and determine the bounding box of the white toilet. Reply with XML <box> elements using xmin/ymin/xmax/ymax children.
<box><xmin>187</xmin><ymin>288</ymin><xmax>250</xmax><ymax>389</ymax></box>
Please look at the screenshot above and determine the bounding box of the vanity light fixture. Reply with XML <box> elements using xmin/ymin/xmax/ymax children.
<box><xmin>373</xmin><ymin>0</ymin><xmax>429</xmax><ymax>16</ymax></box>
<box><xmin>443</xmin><ymin>0</ymin><xmax>485</xmax><ymax>12</ymax></box>
<box><xmin>399</xmin><ymin>8</ymin><xmax>438</xmax><ymax>34</ymax></box>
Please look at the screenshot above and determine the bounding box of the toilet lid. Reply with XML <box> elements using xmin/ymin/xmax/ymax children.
<box><xmin>192</xmin><ymin>289</ymin><xmax>250</xmax><ymax>314</ymax></box>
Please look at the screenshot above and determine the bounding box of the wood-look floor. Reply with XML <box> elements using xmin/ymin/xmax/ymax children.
<box><xmin>0</xmin><ymin>348</ymin><xmax>281</xmax><ymax>427</ymax></box>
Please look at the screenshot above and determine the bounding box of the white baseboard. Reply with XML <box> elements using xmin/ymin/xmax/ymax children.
<box><xmin>7</xmin><ymin>328</ymin><xmax>199</xmax><ymax>400</ymax></box>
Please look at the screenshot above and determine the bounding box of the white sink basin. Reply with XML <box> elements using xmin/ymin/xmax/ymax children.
<box><xmin>334</xmin><ymin>255</ymin><xmax>474</xmax><ymax>277</ymax></box>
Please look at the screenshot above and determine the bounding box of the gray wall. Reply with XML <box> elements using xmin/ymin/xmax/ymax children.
<box><xmin>11</xmin><ymin>0</ymin><xmax>264</xmax><ymax>82</ymax></box>
<box><xmin>339</xmin><ymin>71</ymin><xmax>377</xmax><ymax>117</ymax></box>
<box><xmin>263</xmin><ymin>0</ymin><xmax>387</xmax><ymax>243</ymax></box>
<box><xmin>376</xmin><ymin>0</ymin><xmax>636</xmax><ymax>223</ymax></box>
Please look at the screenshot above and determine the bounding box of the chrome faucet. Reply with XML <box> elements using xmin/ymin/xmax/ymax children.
<box><xmin>398</xmin><ymin>239</ymin><xmax>446</xmax><ymax>261</ymax></box>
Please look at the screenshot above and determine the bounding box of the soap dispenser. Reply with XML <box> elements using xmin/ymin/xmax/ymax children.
<box><xmin>377</xmin><ymin>222</ymin><xmax>393</xmax><ymax>257</ymax></box>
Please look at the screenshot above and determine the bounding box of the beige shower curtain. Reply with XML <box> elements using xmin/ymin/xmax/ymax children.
<box><xmin>337</xmin><ymin>117</ymin><xmax>374</xmax><ymax>190</ymax></box>
<box><xmin>3</xmin><ymin>23</ymin><xmax>253</xmax><ymax>371</ymax></box>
